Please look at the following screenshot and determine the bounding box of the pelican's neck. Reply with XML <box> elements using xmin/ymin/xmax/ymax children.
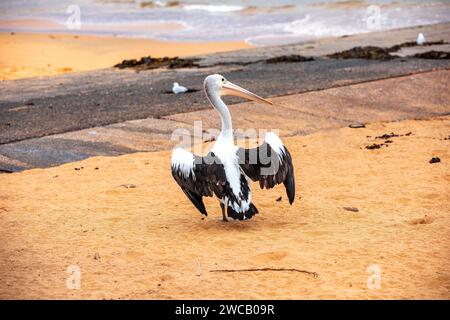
<box><xmin>206</xmin><ymin>90</ymin><xmax>233</xmax><ymax>143</ymax></box>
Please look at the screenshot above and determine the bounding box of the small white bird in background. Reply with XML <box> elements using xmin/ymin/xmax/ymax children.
<box><xmin>172</xmin><ymin>82</ymin><xmax>188</xmax><ymax>94</ymax></box>
<box><xmin>417</xmin><ymin>33</ymin><xmax>426</xmax><ymax>45</ymax></box>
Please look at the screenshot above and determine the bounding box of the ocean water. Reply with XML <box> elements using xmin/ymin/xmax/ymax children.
<box><xmin>0</xmin><ymin>0</ymin><xmax>449</xmax><ymax>45</ymax></box>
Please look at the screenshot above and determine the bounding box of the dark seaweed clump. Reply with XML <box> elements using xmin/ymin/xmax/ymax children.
<box><xmin>388</xmin><ymin>40</ymin><xmax>446</xmax><ymax>52</ymax></box>
<box><xmin>412</xmin><ymin>51</ymin><xmax>450</xmax><ymax>59</ymax></box>
<box><xmin>265</xmin><ymin>55</ymin><xmax>314</xmax><ymax>63</ymax></box>
<box><xmin>365</xmin><ymin>143</ymin><xmax>383</xmax><ymax>150</ymax></box>
<box><xmin>115</xmin><ymin>54</ymin><xmax>314</xmax><ymax>70</ymax></box>
<box><xmin>365</xmin><ymin>131</ymin><xmax>413</xmax><ymax>150</ymax></box>
<box><xmin>375</xmin><ymin>132</ymin><xmax>400</xmax><ymax>139</ymax></box>
<box><xmin>327</xmin><ymin>40</ymin><xmax>448</xmax><ymax>61</ymax></box>
<box><xmin>328</xmin><ymin>46</ymin><xmax>395</xmax><ymax>60</ymax></box>
<box><xmin>429</xmin><ymin>157</ymin><xmax>441</xmax><ymax>164</ymax></box>
<box><xmin>114</xmin><ymin>56</ymin><xmax>201</xmax><ymax>70</ymax></box>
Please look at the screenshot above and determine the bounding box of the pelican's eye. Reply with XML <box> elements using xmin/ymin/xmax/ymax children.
<box><xmin>221</xmin><ymin>78</ymin><xmax>225</xmax><ymax>83</ymax></box>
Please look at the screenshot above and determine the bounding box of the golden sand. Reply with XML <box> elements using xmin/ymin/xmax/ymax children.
<box><xmin>0</xmin><ymin>32</ymin><xmax>252</xmax><ymax>80</ymax></box>
<box><xmin>0</xmin><ymin>116</ymin><xmax>449</xmax><ymax>299</ymax></box>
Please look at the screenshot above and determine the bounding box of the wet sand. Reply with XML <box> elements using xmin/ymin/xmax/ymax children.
<box><xmin>0</xmin><ymin>116</ymin><xmax>448</xmax><ymax>299</ymax></box>
<box><xmin>0</xmin><ymin>32</ymin><xmax>252</xmax><ymax>80</ymax></box>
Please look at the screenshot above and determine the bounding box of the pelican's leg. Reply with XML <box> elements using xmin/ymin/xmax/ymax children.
<box><xmin>220</xmin><ymin>202</ymin><xmax>228</xmax><ymax>222</ymax></box>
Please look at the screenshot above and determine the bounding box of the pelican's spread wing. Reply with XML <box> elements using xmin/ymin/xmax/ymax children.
<box><xmin>237</xmin><ymin>132</ymin><xmax>295</xmax><ymax>204</ymax></box>
<box><xmin>171</xmin><ymin>148</ymin><xmax>226</xmax><ymax>216</ymax></box>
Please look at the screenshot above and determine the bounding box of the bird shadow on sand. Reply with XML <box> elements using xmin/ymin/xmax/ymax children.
<box><xmin>191</xmin><ymin>214</ymin><xmax>294</xmax><ymax>234</ymax></box>
<box><xmin>163</xmin><ymin>88</ymin><xmax>200</xmax><ymax>94</ymax></box>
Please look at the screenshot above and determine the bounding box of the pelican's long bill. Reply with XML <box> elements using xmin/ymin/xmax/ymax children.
<box><xmin>222</xmin><ymin>81</ymin><xmax>273</xmax><ymax>105</ymax></box>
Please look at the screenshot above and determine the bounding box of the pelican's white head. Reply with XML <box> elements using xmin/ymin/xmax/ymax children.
<box><xmin>203</xmin><ymin>74</ymin><xmax>272</xmax><ymax>106</ymax></box>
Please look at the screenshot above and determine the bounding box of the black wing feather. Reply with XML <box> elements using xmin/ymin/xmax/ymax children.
<box><xmin>180</xmin><ymin>187</ymin><xmax>207</xmax><ymax>216</ymax></box>
<box><xmin>172</xmin><ymin>152</ymin><xmax>227</xmax><ymax>216</ymax></box>
<box><xmin>237</xmin><ymin>141</ymin><xmax>295</xmax><ymax>204</ymax></box>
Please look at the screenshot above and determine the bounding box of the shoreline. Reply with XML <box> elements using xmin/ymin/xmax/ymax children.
<box><xmin>1</xmin><ymin>21</ymin><xmax>449</xmax><ymax>81</ymax></box>
<box><xmin>0</xmin><ymin>32</ymin><xmax>253</xmax><ymax>80</ymax></box>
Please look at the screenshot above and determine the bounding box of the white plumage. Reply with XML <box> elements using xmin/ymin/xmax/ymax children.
<box><xmin>417</xmin><ymin>33</ymin><xmax>426</xmax><ymax>45</ymax></box>
<box><xmin>264</xmin><ymin>132</ymin><xmax>285</xmax><ymax>157</ymax></box>
<box><xmin>172</xmin><ymin>82</ymin><xmax>188</xmax><ymax>94</ymax></box>
<box><xmin>171</xmin><ymin>148</ymin><xmax>194</xmax><ymax>178</ymax></box>
<box><xmin>211</xmin><ymin>138</ymin><xmax>249</xmax><ymax>212</ymax></box>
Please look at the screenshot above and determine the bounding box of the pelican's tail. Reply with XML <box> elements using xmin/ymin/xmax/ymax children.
<box><xmin>227</xmin><ymin>203</ymin><xmax>259</xmax><ymax>220</ymax></box>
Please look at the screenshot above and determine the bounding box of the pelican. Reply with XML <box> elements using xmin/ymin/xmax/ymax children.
<box><xmin>172</xmin><ymin>82</ymin><xmax>188</xmax><ymax>94</ymax></box>
<box><xmin>171</xmin><ymin>74</ymin><xmax>295</xmax><ymax>221</ymax></box>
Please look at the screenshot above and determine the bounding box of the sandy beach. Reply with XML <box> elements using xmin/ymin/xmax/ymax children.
<box><xmin>0</xmin><ymin>5</ymin><xmax>449</xmax><ymax>300</ymax></box>
<box><xmin>0</xmin><ymin>32</ymin><xmax>252</xmax><ymax>80</ymax></box>
<box><xmin>0</xmin><ymin>115</ymin><xmax>448</xmax><ymax>299</ymax></box>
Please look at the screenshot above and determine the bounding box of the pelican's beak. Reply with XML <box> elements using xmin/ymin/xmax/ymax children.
<box><xmin>222</xmin><ymin>81</ymin><xmax>273</xmax><ymax>105</ymax></box>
